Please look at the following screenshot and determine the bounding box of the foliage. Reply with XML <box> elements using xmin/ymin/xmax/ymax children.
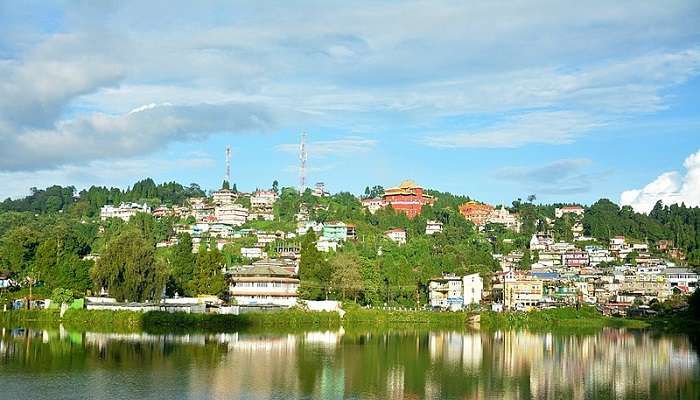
<box><xmin>92</xmin><ymin>228</ymin><xmax>166</xmax><ymax>302</ymax></box>
<box><xmin>190</xmin><ymin>246</ymin><xmax>227</xmax><ymax>297</ymax></box>
<box><xmin>50</xmin><ymin>288</ymin><xmax>75</xmax><ymax>305</ymax></box>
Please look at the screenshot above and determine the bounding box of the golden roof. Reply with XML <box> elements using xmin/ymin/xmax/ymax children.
<box><xmin>399</xmin><ymin>180</ymin><xmax>418</xmax><ymax>189</ymax></box>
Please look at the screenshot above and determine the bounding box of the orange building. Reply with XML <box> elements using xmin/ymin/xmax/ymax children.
<box><xmin>459</xmin><ymin>201</ymin><xmax>494</xmax><ymax>226</ymax></box>
<box><xmin>382</xmin><ymin>180</ymin><xmax>435</xmax><ymax>219</ymax></box>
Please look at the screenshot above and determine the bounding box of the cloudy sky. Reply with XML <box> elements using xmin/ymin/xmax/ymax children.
<box><xmin>1</xmin><ymin>1</ymin><xmax>699</xmax><ymax>212</ymax></box>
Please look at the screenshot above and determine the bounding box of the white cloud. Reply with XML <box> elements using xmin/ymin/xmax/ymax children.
<box><xmin>422</xmin><ymin>111</ymin><xmax>602</xmax><ymax>148</ymax></box>
<box><xmin>0</xmin><ymin>102</ymin><xmax>275</xmax><ymax>171</ymax></box>
<box><xmin>0</xmin><ymin>156</ymin><xmax>216</xmax><ymax>200</ymax></box>
<box><xmin>620</xmin><ymin>149</ymin><xmax>700</xmax><ymax>213</ymax></box>
<box><xmin>494</xmin><ymin>158</ymin><xmax>602</xmax><ymax>195</ymax></box>
<box><xmin>276</xmin><ymin>136</ymin><xmax>377</xmax><ymax>157</ymax></box>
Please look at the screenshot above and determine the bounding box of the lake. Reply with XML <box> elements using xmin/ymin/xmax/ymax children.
<box><xmin>0</xmin><ymin>326</ymin><xmax>698</xmax><ymax>399</ymax></box>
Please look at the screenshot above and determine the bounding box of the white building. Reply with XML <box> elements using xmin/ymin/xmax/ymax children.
<box><xmin>316</xmin><ymin>238</ymin><xmax>339</xmax><ymax>253</ymax></box>
<box><xmin>555</xmin><ymin>205</ymin><xmax>585</xmax><ymax>219</ymax></box>
<box><xmin>297</xmin><ymin>221</ymin><xmax>324</xmax><ymax>236</ymax></box>
<box><xmin>100</xmin><ymin>203</ymin><xmax>151</xmax><ymax>221</ymax></box>
<box><xmin>462</xmin><ymin>273</ymin><xmax>483</xmax><ymax>306</ymax></box>
<box><xmin>214</xmin><ymin>204</ymin><xmax>249</xmax><ymax>226</ymax></box>
<box><xmin>312</xmin><ymin>182</ymin><xmax>329</xmax><ymax>197</ymax></box>
<box><xmin>487</xmin><ymin>207</ymin><xmax>521</xmax><ymax>232</ymax></box>
<box><xmin>250</xmin><ymin>190</ymin><xmax>277</xmax><ymax>220</ymax></box>
<box><xmin>361</xmin><ymin>198</ymin><xmax>386</xmax><ymax>214</ymax></box>
<box><xmin>428</xmin><ymin>273</ymin><xmax>483</xmax><ymax>310</ymax></box>
<box><xmin>664</xmin><ymin>268</ymin><xmax>698</xmax><ymax>293</ymax></box>
<box><xmin>425</xmin><ymin>220</ymin><xmax>443</xmax><ymax>235</ymax></box>
<box><xmin>529</xmin><ymin>233</ymin><xmax>554</xmax><ymax>251</ymax></box>
<box><xmin>228</xmin><ymin>264</ymin><xmax>299</xmax><ymax>307</ymax></box>
<box><xmin>241</xmin><ymin>247</ymin><xmax>265</xmax><ymax>259</ymax></box>
<box><xmin>385</xmin><ymin>228</ymin><xmax>407</xmax><ymax>245</ymax></box>
<box><xmin>212</xmin><ymin>189</ymin><xmax>237</xmax><ymax>205</ymax></box>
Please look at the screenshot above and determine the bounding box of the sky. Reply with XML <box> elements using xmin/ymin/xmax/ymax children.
<box><xmin>1</xmin><ymin>1</ymin><xmax>699</xmax><ymax>212</ymax></box>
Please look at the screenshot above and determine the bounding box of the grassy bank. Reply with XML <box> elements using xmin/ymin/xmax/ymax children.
<box><xmin>0</xmin><ymin>308</ymin><xmax>341</xmax><ymax>332</ymax></box>
<box><xmin>343</xmin><ymin>307</ymin><xmax>472</xmax><ymax>325</ymax></box>
<box><xmin>0</xmin><ymin>306</ymin><xmax>658</xmax><ymax>333</ymax></box>
<box><xmin>479</xmin><ymin>306</ymin><xmax>649</xmax><ymax>331</ymax></box>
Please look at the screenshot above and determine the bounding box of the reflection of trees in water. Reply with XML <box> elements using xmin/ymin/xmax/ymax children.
<box><xmin>1</xmin><ymin>326</ymin><xmax>699</xmax><ymax>399</ymax></box>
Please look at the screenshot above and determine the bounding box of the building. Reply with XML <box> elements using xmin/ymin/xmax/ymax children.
<box><xmin>385</xmin><ymin>228</ymin><xmax>407</xmax><ymax>245</ymax></box>
<box><xmin>215</xmin><ymin>204</ymin><xmax>249</xmax><ymax>226</ymax></box>
<box><xmin>312</xmin><ymin>182</ymin><xmax>329</xmax><ymax>197</ymax></box>
<box><xmin>503</xmin><ymin>275</ymin><xmax>544</xmax><ymax>310</ymax></box>
<box><xmin>361</xmin><ymin>198</ymin><xmax>386</xmax><ymax>214</ymax></box>
<box><xmin>664</xmin><ymin>268</ymin><xmax>698</xmax><ymax>293</ymax></box>
<box><xmin>609</xmin><ymin>236</ymin><xmax>626</xmax><ymax>252</ymax></box>
<box><xmin>241</xmin><ymin>247</ymin><xmax>265</xmax><ymax>259</ymax></box>
<box><xmin>425</xmin><ymin>220</ymin><xmax>443</xmax><ymax>235</ymax></box>
<box><xmin>212</xmin><ymin>189</ymin><xmax>237</xmax><ymax>205</ymax></box>
<box><xmin>346</xmin><ymin>224</ymin><xmax>357</xmax><ymax>240</ymax></box>
<box><xmin>228</xmin><ymin>264</ymin><xmax>299</xmax><ymax>307</ymax></box>
<box><xmin>555</xmin><ymin>205</ymin><xmax>585</xmax><ymax>218</ymax></box>
<box><xmin>297</xmin><ymin>221</ymin><xmax>323</xmax><ymax>236</ymax></box>
<box><xmin>322</xmin><ymin>222</ymin><xmax>348</xmax><ymax>242</ymax></box>
<box><xmin>428</xmin><ymin>274</ymin><xmax>465</xmax><ymax>310</ymax></box>
<box><xmin>316</xmin><ymin>238</ymin><xmax>339</xmax><ymax>253</ymax></box>
<box><xmin>382</xmin><ymin>180</ymin><xmax>435</xmax><ymax>219</ymax></box>
<box><xmin>250</xmin><ymin>190</ymin><xmax>276</xmax><ymax>220</ymax></box>
<box><xmin>100</xmin><ymin>203</ymin><xmax>151</xmax><ymax>221</ymax></box>
<box><xmin>459</xmin><ymin>201</ymin><xmax>494</xmax><ymax>226</ymax></box>
<box><xmin>487</xmin><ymin>206</ymin><xmax>521</xmax><ymax>232</ymax></box>
<box><xmin>529</xmin><ymin>233</ymin><xmax>554</xmax><ymax>251</ymax></box>
<box><xmin>562</xmin><ymin>250</ymin><xmax>590</xmax><ymax>268</ymax></box>
<box><xmin>462</xmin><ymin>273</ymin><xmax>484</xmax><ymax>306</ymax></box>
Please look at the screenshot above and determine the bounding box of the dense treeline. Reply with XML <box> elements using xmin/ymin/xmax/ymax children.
<box><xmin>1</xmin><ymin>178</ymin><xmax>205</xmax><ymax>216</ymax></box>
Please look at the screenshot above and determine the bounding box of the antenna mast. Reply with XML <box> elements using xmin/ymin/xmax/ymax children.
<box><xmin>299</xmin><ymin>132</ymin><xmax>307</xmax><ymax>192</ymax></box>
<box><xmin>225</xmin><ymin>145</ymin><xmax>231</xmax><ymax>186</ymax></box>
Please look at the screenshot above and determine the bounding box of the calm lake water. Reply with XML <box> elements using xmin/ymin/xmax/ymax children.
<box><xmin>0</xmin><ymin>326</ymin><xmax>698</xmax><ymax>399</ymax></box>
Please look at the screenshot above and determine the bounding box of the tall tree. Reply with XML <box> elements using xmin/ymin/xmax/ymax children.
<box><xmin>92</xmin><ymin>228</ymin><xmax>165</xmax><ymax>302</ymax></box>
<box><xmin>190</xmin><ymin>246</ymin><xmax>227</xmax><ymax>297</ymax></box>
<box><xmin>168</xmin><ymin>233</ymin><xmax>196</xmax><ymax>296</ymax></box>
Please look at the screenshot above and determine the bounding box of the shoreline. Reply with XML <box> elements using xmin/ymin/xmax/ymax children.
<box><xmin>0</xmin><ymin>306</ymin><xmax>673</xmax><ymax>334</ymax></box>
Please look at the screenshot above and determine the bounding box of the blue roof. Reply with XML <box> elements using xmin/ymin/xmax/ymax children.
<box><xmin>531</xmin><ymin>272</ymin><xmax>559</xmax><ymax>280</ymax></box>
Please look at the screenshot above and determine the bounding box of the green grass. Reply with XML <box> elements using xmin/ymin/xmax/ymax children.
<box><xmin>479</xmin><ymin>306</ymin><xmax>650</xmax><ymax>331</ymax></box>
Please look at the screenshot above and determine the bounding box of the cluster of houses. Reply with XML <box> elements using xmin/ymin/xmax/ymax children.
<box><xmin>89</xmin><ymin>180</ymin><xmax>697</xmax><ymax>315</ymax></box>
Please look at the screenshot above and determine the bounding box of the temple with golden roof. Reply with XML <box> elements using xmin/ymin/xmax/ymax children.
<box><xmin>381</xmin><ymin>180</ymin><xmax>435</xmax><ymax>219</ymax></box>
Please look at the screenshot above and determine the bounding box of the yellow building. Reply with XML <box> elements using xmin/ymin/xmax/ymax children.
<box><xmin>504</xmin><ymin>276</ymin><xmax>544</xmax><ymax>310</ymax></box>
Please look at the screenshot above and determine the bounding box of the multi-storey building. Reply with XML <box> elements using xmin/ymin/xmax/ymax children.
<box><xmin>212</xmin><ymin>189</ymin><xmax>237</xmax><ymax>205</ymax></box>
<box><xmin>322</xmin><ymin>222</ymin><xmax>348</xmax><ymax>242</ymax></box>
<box><xmin>385</xmin><ymin>228</ymin><xmax>407</xmax><ymax>245</ymax></box>
<box><xmin>214</xmin><ymin>204</ymin><xmax>249</xmax><ymax>226</ymax></box>
<box><xmin>228</xmin><ymin>264</ymin><xmax>299</xmax><ymax>307</ymax></box>
<box><xmin>361</xmin><ymin>197</ymin><xmax>386</xmax><ymax>214</ymax></box>
<box><xmin>382</xmin><ymin>180</ymin><xmax>435</xmax><ymax>219</ymax></box>
<box><xmin>459</xmin><ymin>201</ymin><xmax>494</xmax><ymax>226</ymax></box>
<box><xmin>664</xmin><ymin>268</ymin><xmax>698</xmax><ymax>293</ymax></box>
<box><xmin>425</xmin><ymin>220</ymin><xmax>444</xmax><ymax>235</ymax></box>
<box><xmin>487</xmin><ymin>206</ymin><xmax>521</xmax><ymax>232</ymax></box>
<box><xmin>554</xmin><ymin>205</ymin><xmax>585</xmax><ymax>218</ymax></box>
<box><xmin>562</xmin><ymin>250</ymin><xmax>590</xmax><ymax>268</ymax></box>
<box><xmin>503</xmin><ymin>275</ymin><xmax>544</xmax><ymax>310</ymax></box>
<box><xmin>100</xmin><ymin>203</ymin><xmax>151</xmax><ymax>221</ymax></box>
<box><xmin>249</xmin><ymin>190</ymin><xmax>277</xmax><ymax>220</ymax></box>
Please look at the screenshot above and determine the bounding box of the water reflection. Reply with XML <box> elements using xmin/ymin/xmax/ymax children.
<box><xmin>0</xmin><ymin>326</ymin><xmax>698</xmax><ymax>400</ymax></box>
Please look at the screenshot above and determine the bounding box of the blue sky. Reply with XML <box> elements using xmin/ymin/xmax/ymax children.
<box><xmin>1</xmin><ymin>1</ymin><xmax>699</xmax><ymax>212</ymax></box>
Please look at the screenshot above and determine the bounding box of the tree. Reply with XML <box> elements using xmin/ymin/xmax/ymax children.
<box><xmin>168</xmin><ymin>233</ymin><xmax>196</xmax><ymax>296</ymax></box>
<box><xmin>222</xmin><ymin>180</ymin><xmax>230</xmax><ymax>190</ymax></box>
<box><xmin>272</xmin><ymin>180</ymin><xmax>279</xmax><ymax>194</ymax></box>
<box><xmin>51</xmin><ymin>288</ymin><xmax>74</xmax><ymax>305</ymax></box>
<box><xmin>330</xmin><ymin>253</ymin><xmax>364</xmax><ymax>301</ymax></box>
<box><xmin>190</xmin><ymin>246</ymin><xmax>227</xmax><ymax>297</ymax></box>
<box><xmin>92</xmin><ymin>228</ymin><xmax>166</xmax><ymax>302</ymax></box>
<box><xmin>298</xmin><ymin>231</ymin><xmax>330</xmax><ymax>300</ymax></box>
<box><xmin>527</xmin><ymin>194</ymin><xmax>537</xmax><ymax>203</ymax></box>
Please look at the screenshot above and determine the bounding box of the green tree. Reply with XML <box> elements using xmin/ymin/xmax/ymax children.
<box><xmin>329</xmin><ymin>253</ymin><xmax>364</xmax><ymax>301</ymax></box>
<box><xmin>298</xmin><ymin>231</ymin><xmax>330</xmax><ymax>300</ymax></box>
<box><xmin>168</xmin><ymin>233</ymin><xmax>196</xmax><ymax>296</ymax></box>
<box><xmin>190</xmin><ymin>246</ymin><xmax>227</xmax><ymax>297</ymax></box>
<box><xmin>91</xmin><ymin>228</ymin><xmax>166</xmax><ymax>302</ymax></box>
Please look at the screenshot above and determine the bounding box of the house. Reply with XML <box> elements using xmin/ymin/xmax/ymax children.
<box><xmin>361</xmin><ymin>198</ymin><xmax>386</xmax><ymax>214</ymax></box>
<box><xmin>428</xmin><ymin>274</ymin><xmax>465</xmax><ymax>311</ymax></box>
<box><xmin>214</xmin><ymin>204</ymin><xmax>249</xmax><ymax>226</ymax></box>
<box><xmin>316</xmin><ymin>238</ymin><xmax>338</xmax><ymax>253</ymax></box>
<box><xmin>425</xmin><ymin>220</ymin><xmax>443</xmax><ymax>235</ymax></box>
<box><xmin>555</xmin><ymin>205</ymin><xmax>585</xmax><ymax>219</ymax></box>
<box><xmin>385</xmin><ymin>228</ymin><xmax>407</xmax><ymax>245</ymax></box>
<box><xmin>462</xmin><ymin>273</ymin><xmax>484</xmax><ymax>306</ymax></box>
<box><xmin>459</xmin><ymin>201</ymin><xmax>494</xmax><ymax>226</ymax></box>
<box><xmin>562</xmin><ymin>250</ymin><xmax>590</xmax><ymax>268</ymax></box>
<box><xmin>212</xmin><ymin>189</ymin><xmax>237</xmax><ymax>205</ymax></box>
<box><xmin>382</xmin><ymin>180</ymin><xmax>435</xmax><ymax>219</ymax></box>
<box><xmin>250</xmin><ymin>190</ymin><xmax>276</xmax><ymax>220</ymax></box>
<box><xmin>664</xmin><ymin>268</ymin><xmax>698</xmax><ymax>293</ymax></box>
<box><xmin>346</xmin><ymin>224</ymin><xmax>357</xmax><ymax>240</ymax></box>
<box><xmin>312</xmin><ymin>182</ymin><xmax>329</xmax><ymax>197</ymax></box>
<box><xmin>322</xmin><ymin>222</ymin><xmax>348</xmax><ymax>242</ymax></box>
<box><xmin>609</xmin><ymin>236</ymin><xmax>626</xmax><ymax>252</ymax></box>
<box><xmin>227</xmin><ymin>264</ymin><xmax>299</xmax><ymax>307</ymax></box>
<box><xmin>0</xmin><ymin>274</ymin><xmax>13</xmax><ymax>289</ymax></box>
<box><xmin>100</xmin><ymin>203</ymin><xmax>151</xmax><ymax>221</ymax></box>
<box><xmin>529</xmin><ymin>233</ymin><xmax>554</xmax><ymax>251</ymax></box>
<box><xmin>297</xmin><ymin>221</ymin><xmax>323</xmax><ymax>236</ymax></box>
<box><xmin>241</xmin><ymin>247</ymin><xmax>265</xmax><ymax>259</ymax></box>
<box><xmin>487</xmin><ymin>206</ymin><xmax>521</xmax><ymax>232</ymax></box>
<box><xmin>503</xmin><ymin>274</ymin><xmax>544</xmax><ymax>310</ymax></box>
